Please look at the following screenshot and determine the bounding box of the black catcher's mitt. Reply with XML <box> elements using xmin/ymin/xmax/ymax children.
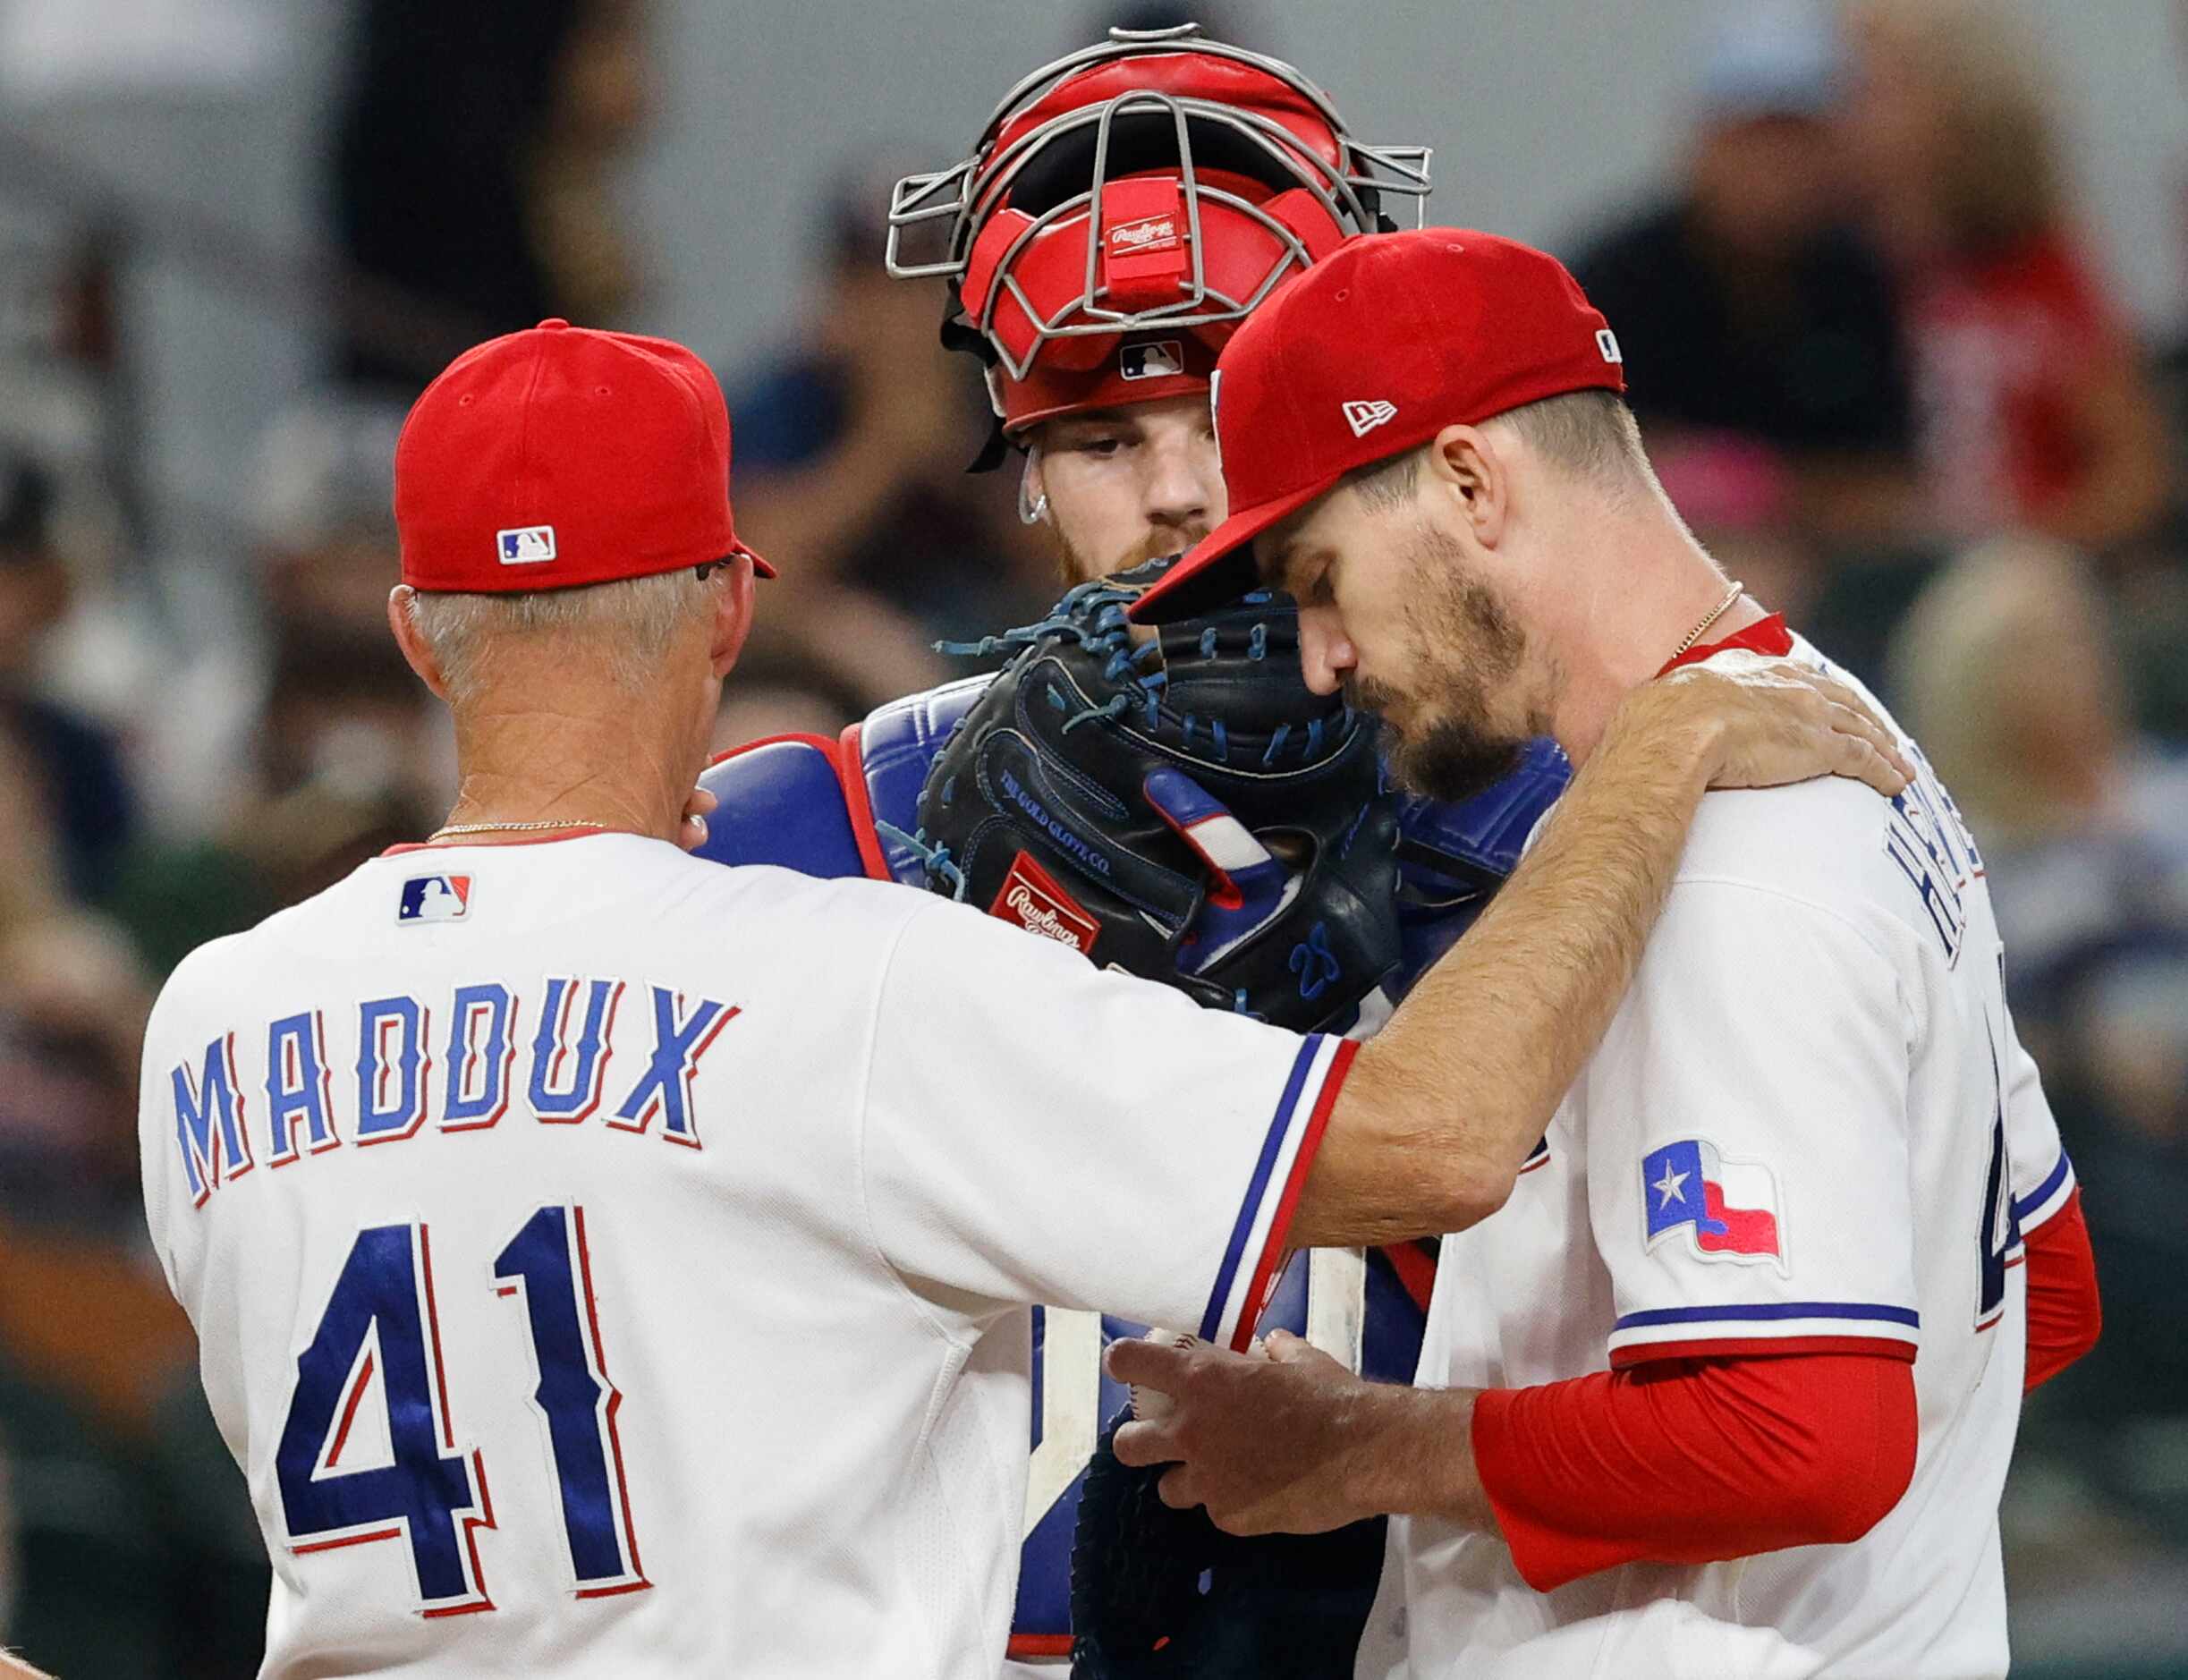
<box><xmin>906</xmin><ymin>561</ymin><xmax>1402</xmax><ymax>1032</ymax></box>
<box><xmin>1070</xmin><ymin>1407</ymin><xmax>1387</xmax><ymax>1679</ymax></box>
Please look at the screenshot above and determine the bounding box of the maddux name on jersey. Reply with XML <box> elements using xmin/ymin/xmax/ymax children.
<box><xmin>165</xmin><ymin>977</ymin><xmax>739</xmax><ymax>1206</ymax></box>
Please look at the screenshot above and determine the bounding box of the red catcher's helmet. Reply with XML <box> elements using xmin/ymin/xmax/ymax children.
<box><xmin>886</xmin><ymin>23</ymin><xmax>1432</xmax><ymax>439</ymax></box>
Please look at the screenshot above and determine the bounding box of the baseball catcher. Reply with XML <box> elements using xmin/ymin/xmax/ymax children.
<box><xmin>691</xmin><ymin>23</ymin><xmax>1566</xmax><ymax>1674</ymax></box>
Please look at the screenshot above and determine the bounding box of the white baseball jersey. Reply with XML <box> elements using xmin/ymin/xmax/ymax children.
<box><xmin>1360</xmin><ymin>638</ymin><xmax>2074</xmax><ymax>1680</ymax></box>
<box><xmin>138</xmin><ymin>833</ymin><xmax>1351</xmax><ymax>1678</ymax></box>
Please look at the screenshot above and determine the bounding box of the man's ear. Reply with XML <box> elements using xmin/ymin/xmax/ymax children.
<box><xmin>1424</xmin><ymin>423</ymin><xmax>1508</xmax><ymax>551</ymax></box>
<box><xmin>709</xmin><ymin>558</ymin><xmax>759</xmax><ymax>679</ymax></box>
<box><xmin>1019</xmin><ymin>445</ymin><xmax>1050</xmax><ymax>525</ymax></box>
<box><xmin>386</xmin><ymin>585</ymin><xmax>453</xmax><ymax>701</ymax></box>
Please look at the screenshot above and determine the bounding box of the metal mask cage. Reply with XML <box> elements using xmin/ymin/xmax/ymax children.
<box><xmin>963</xmin><ymin>95</ymin><xmax>1337</xmax><ymax>382</ymax></box>
<box><xmin>885</xmin><ymin>25</ymin><xmax>1432</xmax><ymax>333</ymax></box>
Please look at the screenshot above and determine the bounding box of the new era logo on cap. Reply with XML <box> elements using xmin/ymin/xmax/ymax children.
<box><xmin>1343</xmin><ymin>400</ymin><xmax>1398</xmax><ymax>437</ymax></box>
<box><xmin>398</xmin><ymin>874</ymin><xmax>472</xmax><ymax>924</ymax></box>
<box><xmin>1121</xmin><ymin>339</ymin><xmax>1185</xmax><ymax>380</ymax></box>
<box><xmin>1596</xmin><ymin>328</ymin><xmax>1623</xmax><ymax>365</ymax></box>
<box><xmin>497</xmin><ymin>525</ymin><xmax>556</xmax><ymax>565</ymax></box>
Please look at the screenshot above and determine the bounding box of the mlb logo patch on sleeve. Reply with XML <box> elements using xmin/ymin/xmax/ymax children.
<box><xmin>1642</xmin><ymin>1137</ymin><xmax>1785</xmax><ymax>1272</ymax></box>
<box><xmin>398</xmin><ymin>874</ymin><xmax>472</xmax><ymax>924</ymax></box>
<box><xmin>497</xmin><ymin>525</ymin><xmax>556</xmax><ymax>564</ymax></box>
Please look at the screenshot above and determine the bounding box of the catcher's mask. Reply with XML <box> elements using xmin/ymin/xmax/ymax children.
<box><xmin>885</xmin><ymin>22</ymin><xmax>1432</xmax><ymax>443</ymax></box>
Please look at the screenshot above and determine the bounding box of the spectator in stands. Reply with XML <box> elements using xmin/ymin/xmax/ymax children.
<box><xmin>330</xmin><ymin>0</ymin><xmax>649</xmax><ymax>390</ymax></box>
<box><xmin>106</xmin><ymin>399</ymin><xmax>450</xmax><ymax>974</ymax></box>
<box><xmin>0</xmin><ymin>913</ymin><xmax>150</xmax><ymax>1233</ymax></box>
<box><xmin>244</xmin><ymin>398</ymin><xmax>451</xmax><ymax>827</ymax></box>
<box><xmin>0</xmin><ymin>903</ymin><xmax>266</xmax><ymax>1677</ymax></box>
<box><xmin>1845</xmin><ymin>0</ymin><xmax>2170</xmax><ymax>551</ymax></box>
<box><xmin>1890</xmin><ymin>536</ymin><xmax>2188</xmax><ymax>1094</ymax></box>
<box><xmin>0</xmin><ymin>453</ymin><xmax>134</xmax><ymax>904</ymax></box>
<box><xmin>1568</xmin><ymin>0</ymin><xmax>1918</xmax><ymax>539</ymax></box>
<box><xmin>1893</xmin><ymin>537</ymin><xmax>2188</xmax><ymax>1487</ymax></box>
<box><xmin>1891</xmin><ymin>537</ymin><xmax>2187</xmax><ymax>1436</ymax></box>
<box><xmin>725</xmin><ymin>156</ymin><xmax>1053</xmax><ymax>649</ymax></box>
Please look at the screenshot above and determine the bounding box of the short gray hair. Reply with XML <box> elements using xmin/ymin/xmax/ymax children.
<box><xmin>1344</xmin><ymin>389</ymin><xmax>1654</xmax><ymax>510</ymax></box>
<box><xmin>405</xmin><ymin>569</ymin><xmax>710</xmax><ymax>708</ymax></box>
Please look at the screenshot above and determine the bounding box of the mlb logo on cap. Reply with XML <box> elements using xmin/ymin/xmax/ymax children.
<box><xmin>398</xmin><ymin>874</ymin><xmax>472</xmax><ymax>924</ymax></box>
<box><xmin>497</xmin><ymin>525</ymin><xmax>556</xmax><ymax>565</ymax></box>
<box><xmin>1121</xmin><ymin>339</ymin><xmax>1185</xmax><ymax>381</ymax></box>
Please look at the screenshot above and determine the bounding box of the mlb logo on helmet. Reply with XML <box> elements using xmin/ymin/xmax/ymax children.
<box><xmin>1120</xmin><ymin>339</ymin><xmax>1185</xmax><ymax>381</ymax></box>
<box><xmin>497</xmin><ymin>525</ymin><xmax>557</xmax><ymax>565</ymax></box>
<box><xmin>398</xmin><ymin>874</ymin><xmax>473</xmax><ymax>924</ymax></box>
<box><xmin>1641</xmin><ymin>1138</ymin><xmax>1785</xmax><ymax>1271</ymax></box>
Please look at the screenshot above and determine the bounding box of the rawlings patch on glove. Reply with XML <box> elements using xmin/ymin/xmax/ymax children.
<box><xmin>903</xmin><ymin>560</ymin><xmax>1402</xmax><ymax>1032</ymax></box>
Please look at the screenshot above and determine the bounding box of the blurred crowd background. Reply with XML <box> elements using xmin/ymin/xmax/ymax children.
<box><xmin>0</xmin><ymin>0</ymin><xmax>2182</xmax><ymax>1673</ymax></box>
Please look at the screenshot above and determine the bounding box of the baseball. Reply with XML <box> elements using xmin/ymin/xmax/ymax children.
<box><xmin>1128</xmin><ymin>1328</ymin><xmax>1199</xmax><ymax>1422</ymax></box>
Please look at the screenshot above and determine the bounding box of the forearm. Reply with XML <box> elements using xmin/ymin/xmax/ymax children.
<box><xmin>1337</xmin><ymin>1380</ymin><xmax>1495</xmax><ymax>1531</ymax></box>
<box><xmin>2023</xmin><ymin>1189</ymin><xmax>2101</xmax><ymax>1392</ymax></box>
<box><xmin>1472</xmin><ymin>1355</ymin><xmax>1917</xmax><ymax>1591</ymax></box>
<box><xmin>1298</xmin><ymin>692</ymin><xmax>1714</xmax><ymax>1246</ymax></box>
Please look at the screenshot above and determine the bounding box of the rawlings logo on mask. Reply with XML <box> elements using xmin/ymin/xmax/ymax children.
<box><xmin>1107</xmin><ymin>213</ymin><xmax>1181</xmax><ymax>255</ymax></box>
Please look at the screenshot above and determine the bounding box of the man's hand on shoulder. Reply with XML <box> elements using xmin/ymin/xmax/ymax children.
<box><xmin>1617</xmin><ymin>653</ymin><xmax>1912</xmax><ymax>799</ymax></box>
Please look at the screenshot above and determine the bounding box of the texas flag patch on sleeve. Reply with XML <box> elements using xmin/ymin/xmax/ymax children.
<box><xmin>1641</xmin><ymin>1137</ymin><xmax>1785</xmax><ymax>1272</ymax></box>
<box><xmin>398</xmin><ymin>874</ymin><xmax>472</xmax><ymax>924</ymax></box>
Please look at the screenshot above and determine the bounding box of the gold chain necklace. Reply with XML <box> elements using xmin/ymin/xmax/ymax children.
<box><xmin>1667</xmin><ymin>579</ymin><xmax>1745</xmax><ymax>663</ymax></box>
<box><xmin>428</xmin><ymin>819</ymin><xmax>610</xmax><ymax>840</ymax></box>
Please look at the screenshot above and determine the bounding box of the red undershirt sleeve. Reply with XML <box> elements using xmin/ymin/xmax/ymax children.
<box><xmin>2022</xmin><ymin>1188</ymin><xmax>2100</xmax><ymax>1392</ymax></box>
<box><xmin>1471</xmin><ymin>1352</ymin><xmax>1917</xmax><ymax>1592</ymax></box>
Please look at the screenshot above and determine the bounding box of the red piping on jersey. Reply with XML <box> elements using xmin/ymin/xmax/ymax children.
<box><xmin>1473</xmin><ymin>1350</ymin><xmax>1918</xmax><ymax>1591</ymax></box>
<box><xmin>2023</xmin><ymin>1189</ymin><xmax>2099</xmax><ymax>1392</ymax></box>
<box><xmin>1008</xmin><ymin>1634</ymin><xmax>1074</xmax><ymax>1659</ymax></box>
<box><xmin>1380</xmin><ymin>1239</ymin><xmax>1438</xmax><ymax>1319</ymax></box>
<box><xmin>1656</xmin><ymin>611</ymin><xmax>1794</xmax><ymax>678</ymax></box>
<box><xmin>835</xmin><ymin>722</ymin><xmax>895</xmax><ymax>883</ymax></box>
<box><xmin>705</xmin><ymin>730</ymin><xmax>841</xmax><ymax>768</ymax></box>
<box><xmin>382</xmin><ymin>827</ymin><xmax>630</xmax><ymax>857</ymax></box>
<box><xmin>1614</xmin><ymin>1333</ymin><xmax>1917</xmax><ymax>1367</ymax></box>
<box><xmin>1231</xmin><ymin>1039</ymin><xmax>1358</xmax><ymax>1352</ymax></box>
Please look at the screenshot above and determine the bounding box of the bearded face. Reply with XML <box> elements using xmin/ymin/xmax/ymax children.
<box><xmin>1347</xmin><ymin>522</ymin><xmax>1539</xmax><ymax>803</ymax></box>
<box><xmin>1025</xmin><ymin>396</ymin><xmax>1225</xmax><ymax>586</ymax></box>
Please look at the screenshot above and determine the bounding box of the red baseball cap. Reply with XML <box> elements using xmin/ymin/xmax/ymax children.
<box><xmin>395</xmin><ymin>318</ymin><xmax>772</xmax><ymax>592</ymax></box>
<box><xmin>1129</xmin><ymin>229</ymin><xmax>1624</xmax><ymax>623</ymax></box>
